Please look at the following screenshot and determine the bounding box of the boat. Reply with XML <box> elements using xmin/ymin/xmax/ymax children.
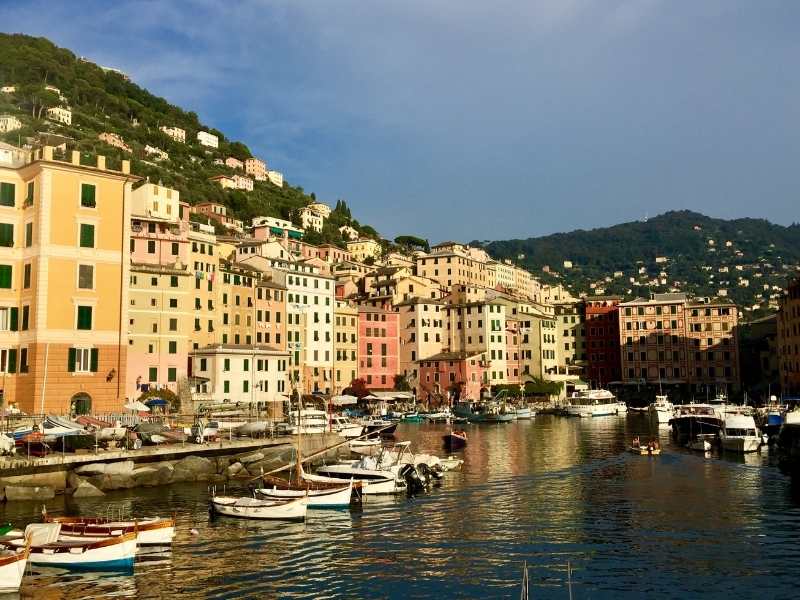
<box><xmin>443</xmin><ymin>430</ymin><xmax>468</xmax><ymax>450</ymax></box>
<box><xmin>423</xmin><ymin>409</ymin><xmax>452</xmax><ymax>423</ymax></box>
<box><xmin>686</xmin><ymin>434</ymin><xmax>715</xmax><ymax>452</ymax></box>
<box><xmin>671</xmin><ymin>403</ymin><xmax>723</xmax><ymax>444</ymax></box>
<box><xmin>719</xmin><ymin>412</ymin><xmax>761</xmax><ymax>453</ymax></box>
<box><xmin>256</xmin><ymin>478</ymin><xmax>356</xmax><ymax>508</ymax></box>
<box><xmin>314</xmin><ymin>444</ymin><xmax>419</xmax><ymax>495</ymax></box>
<box><xmin>648</xmin><ymin>394</ymin><xmax>674</xmax><ymax>426</ymax></box>
<box><xmin>453</xmin><ymin>401</ymin><xmax>514</xmax><ymax>423</ymax></box>
<box><xmin>515</xmin><ymin>406</ymin><xmax>534</xmax><ymax>419</ymax></box>
<box><xmin>190</xmin><ymin>420</ymin><xmax>220</xmax><ymax>443</ymax></box>
<box><xmin>563</xmin><ymin>389</ymin><xmax>621</xmax><ymax>418</ymax></box>
<box><xmin>628</xmin><ymin>437</ymin><xmax>661</xmax><ymax>455</ymax></box>
<box><xmin>329</xmin><ymin>415</ymin><xmax>364</xmax><ymax>438</ymax></box>
<box><xmin>235</xmin><ymin>421</ymin><xmax>270</xmax><ymax>436</ymax></box>
<box><xmin>363</xmin><ymin>418</ymin><xmax>397</xmax><ymax>437</ymax></box>
<box><xmin>401</xmin><ymin>412</ymin><xmax>424</xmax><ymax>423</ymax></box>
<box><xmin>1</xmin><ymin>524</ymin><xmax>136</xmax><ymax>571</ymax></box>
<box><xmin>0</xmin><ymin>545</ymin><xmax>29</xmax><ymax>593</ymax></box>
<box><xmin>75</xmin><ymin>416</ymin><xmax>127</xmax><ymax>442</ymax></box>
<box><xmin>210</xmin><ymin>493</ymin><xmax>308</xmax><ymax>521</ymax></box>
<box><xmin>777</xmin><ymin>409</ymin><xmax>800</xmax><ymax>472</ymax></box>
<box><xmin>439</xmin><ymin>456</ymin><xmax>464</xmax><ymax>471</ymax></box>
<box><xmin>286</xmin><ymin>409</ymin><xmax>328</xmax><ymax>435</ymax></box>
<box><xmin>46</xmin><ymin>515</ymin><xmax>176</xmax><ymax>547</ymax></box>
<box><xmin>349</xmin><ymin>438</ymin><xmax>381</xmax><ymax>452</ymax></box>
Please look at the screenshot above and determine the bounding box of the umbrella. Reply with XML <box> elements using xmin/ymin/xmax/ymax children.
<box><xmin>332</xmin><ymin>394</ymin><xmax>358</xmax><ymax>406</ymax></box>
<box><xmin>124</xmin><ymin>401</ymin><xmax>150</xmax><ymax>412</ymax></box>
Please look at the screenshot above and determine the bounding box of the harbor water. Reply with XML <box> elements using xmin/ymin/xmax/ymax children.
<box><xmin>3</xmin><ymin>414</ymin><xmax>800</xmax><ymax>599</ymax></box>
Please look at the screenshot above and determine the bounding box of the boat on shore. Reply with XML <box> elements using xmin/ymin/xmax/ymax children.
<box><xmin>564</xmin><ymin>389</ymin><xmax>620</xmax><ymax>417</ymax></box>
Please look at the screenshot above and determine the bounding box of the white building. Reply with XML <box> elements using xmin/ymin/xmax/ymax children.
<box><xmin>300</xmin><ymin>206</ymin><xmax>324</xmax><ymax>232</ymax></box>
<box><xmin>268</xmin><ymin>170</ymin><xmax>284</xmax><ymax>187</ymax></box>
<box><xmin>131</xmin><ymin>182</ymin><xmax>181</xmax><ymax>221</ymax></box>
<box><xmin>144</xmin><ymin>145</ymin><xmax>169</xmax><ymax>161</ymax></box>
<box><xmin>0</xmin><ymin>115</ymin><xmax>22</xmax><ymax>133</ymax></box>
<box><xmin>197</xmin><ymin>131</ymin><xmax>219</xmax><ymax>148</ymax></box>
<box><xmin>232</xmin><ymin>174</ymin><xmax>254</xmax><ymax>191</ymax></box>
<box><xmin>190</xmin><ymin>344</ymin><xmax>289</xmax><ymax>405</ymax></box>
<box><xmin>339</xmin><ymin>225</ymin><xmax>359</xmax><ymax>241</ymax></box>
<box><xmin>46</xmin><ymin>106</ymin><xmax>72</xmax><ymax>126</ymax></box>
<box><xmin>160</xmin><ymin>126</ymin><xmax>186</xmax><ymax>143</ymax></box>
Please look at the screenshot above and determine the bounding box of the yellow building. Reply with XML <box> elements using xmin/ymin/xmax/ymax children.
<box><xmin>188</xmin><ymin>221</ymin><xmax>220</xmax><ymax>349</ymax></box>
<box><xmin>0</xmin><ymin>145</ymin><xmax>136</xmax><ymax>414</ymax></box>
<box><xmin>334</xmin><ymin>300</ymin><xmax>358</xmax><ymax>391</ymax></box>
<box><xmin>346</xmin><ymin>238</ymin><xmax>382</xmax><ymax>263</ymax></box>
<box><xmin>416</xmin><ymin>242</ymin><xmax>489</xmax><ymax>290</ymax></box>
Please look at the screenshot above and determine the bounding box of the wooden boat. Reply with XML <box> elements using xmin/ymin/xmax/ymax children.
<box><xmin>1</xmin><ymin>524</ymin><xmax>136</xmax><ymax>571</ymax></box>
<box><xmin>629</xmin><ymin>445</ymin><xmax>662</xmax><ymax>456</ymax></box>
<box><xmin>75</xmin><ymin>416</ymin><xmax>127</xmax><ymax>441</ymax></box>
<box><xmin>443</xmin><ymin>430</ymin><xmax>468</xmax><ymax>450</ymax></box>
<box><xmin>256</xmin><ymin>478</ymin><xmax>356</xmax><ymax>508</ymax></box>
<box><xmin>0</xmin><ymin>545</ymin><xmax>29</xmax><ymax>593</ymax></box>
<box><xmin>46</xmin><ymin>515</ymin><xmax>176</xmax><ymax>547</ymax></box>
<box><xmin>210</xmin><ymin>493</ymin><xmax>308</xmax><ymax>521</ymax></box>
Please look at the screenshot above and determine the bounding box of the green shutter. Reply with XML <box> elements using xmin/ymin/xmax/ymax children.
<box><xmin>0</xmin><ymin>223</ymin><xmax>13</xmax><ymax>247</ymax></box>
<box><xmin>81</xmin><ymin>184</ymin><xmax>96</xmax><ymax>207</ymax></box>
<box><xmin>168</xmin><ymin>367</ymin><xmax>177</xmax><ymax>382</ymax></box>
<box><xmin>25</xmin><ymin>181</ymin><xmax>34</xmax><ymax>206</ymax></box>
<box><xmin>7</xmin><ymin>349</ymin><xmax>16</xmax><ymax>374</ymax></box>
<box><xmin>80</xmin><ymin>224</ymin><xmax>95</xmax><ymax>248</ymax></box>
<box><xmin>0</xmin><ymin>265</ymin><xmax>11</xmax><ymax>289</ymax></box>
<box><xmin>25</xmin><ymin>223</ymin><xmax>32</xmax><ymax>248</ymax></box>
<box><xmin>77</xmin><ymin>306</ymin><xmax>92</xmax><ymax>330</ymax></box>
<box><xmin>68</xmin><ymin>348</ymin><xmax>76</xmax><ymax>372</ymax></box>
<box><xmin>149</xmin><ymin>367</ymin><xmax>157</xmax><ymax>382</ymax></box>
<box><xmin>90</xmin><ymin>348</ymin><xmax>99</xmax><ymax>372</ymax></box>
<box><xmin>21</xmin><ymin>306</ymin><xmax>28</xmax><ymax>330</ymax></box>
<box><xmin>9</xmin><ymin>307</ymin><xmax>17</xmax><ymax>331</ymax></box>
<box><xmin>0</xmin><ymin>183</ymin><xmax>14</xmax><ymax>207</ymax></box>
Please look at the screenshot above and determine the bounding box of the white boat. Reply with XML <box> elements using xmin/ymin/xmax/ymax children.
<box><xmin>286</xmin><ymin>409</ymin><xmax>328</xmax><ymax>435</ymax></box>
<box><xmin>564</xmin><ymin>389</ymin><xmax>621</xmax><ymax>417</ymax></box>
<box><xmin>303</xmin><ymin>470</ymin><xmax>402</xmax><ymax>495</ymax></box>
<box><xmin>720</xmin><ymin>412</ymin><xmax>761</xmax><ymax>453</ymax></box>
<box><xmin>330</xmin><ymin>415</ymin><xmax>364</xmax><ymax>438</ymax></box>
<box><xmin>616</xmin><ymin>401</ymin><xmax>628</xmax><ymax>414</ymax></box>
<box><xmin>686</xmin><ymin>434</ymin><xmax>714</xmax><ymax>452</ymax></box>
<box><xmin>0</xmin><ymin>546</ymin><xmax>28</xmax><ymax>592</ymax></box>
<box><xmin>210</xmin><ymin>494</ymin><xmax>308</xmax><ymax>521</ymax></box>
<box><xmin>439</xmin><ymin>456</ymin><xmax>464</xmax><ymax>471</ymax></box>
<box><xmin>256</xmin><ymin>479</ymin><xmax>355</xmax><ymax>508</ymax></box>
<box><xmin>235</xmin><ymin>421</ymin><xmax>270</xmax><ymax>436</ymax></box>
<box><xmin>46</xmin><ymin>516</ymin><xmax>176</xmax><ymax>547</ymax></box>
<box><xmin>313</xmin><ymin>445</ymin><xmax>412</xmax><ymax>495</ymax></box>
<box><xmin>2</xmin><ymin>524</ymin><xmax>136</xmax><ymax>571</ymax></box>
<box><xmin>349</xmin><ymin>438</ymin><xmax>381</xmax><ymax>452</ymax></box>
<box><xmin>648</xmin><ymin>394</ymin><xmax>674</xmax><ymax>426</ymax></box>
<box><xmin>424</xmin><ymin>409</ymin><xmax>452</xmax><ymax>423</ymax></box>
<box><xmin>515</xmin><ymin>406</ymin><xmax>534</xmax><ymax>419</ymax></box>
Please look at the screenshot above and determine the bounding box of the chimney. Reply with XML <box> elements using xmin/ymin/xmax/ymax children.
<box><xmin>43</xmin><ymin>146</ymin><xmax>54</xmax><ymax>161</ymax></box>
<box><xmin>71</xmin><ymin>150</ymin><xmax>80</xmax><ymax>165</ymax></box>
<box><xmin>97</xmin><ymin>155</ymin><xmax>106</xmax><ymax>170</ymax></box>
<box><xmin>121</xmin><ymin>160</ymin><xmax>130</xmax><ymax>174</ymax></box>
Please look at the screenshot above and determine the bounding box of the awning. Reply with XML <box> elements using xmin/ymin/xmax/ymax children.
<box><xmin>288</xmin><ymin>230</ymin><xmax>302</xmax><ymax>239</ymax></box>
<box><xmin>332</xmin><ymin>394</ymin><xmax>358</xmax><ymax>406</ymax></box>
<box><xmin>145</xmin><ymin>398</ymin><xmax>168</xmax><ymax>407</ymax></box>
<box><xmin>124</xmin><ymin>401</ymin><xmax>150</xmax><ymax>412</ymax></box>
<box><xmin>269</xmin><ymin>226</ymin><xmax>283</xmax><ymax>235</ymax></box>
<box><xmin>370</xmin><ymin>391</ymin><xmax>414</xmax><ymax>400</ymax></box>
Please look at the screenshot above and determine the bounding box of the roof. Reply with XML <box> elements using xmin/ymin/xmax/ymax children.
<box><xmin>257</xmin><ymin>279</ymin><xmax>287</xmax><ymax>290</ymax></box>
<box><xmin>191</xmin><ymin>343</ymin><xmax>288</xmax><ymax>355</ymax></box>
<box><xmin>417</xmin><ymin>351</ymin><xmax>484</xmax><ymax>362</ymax></box>
<box><xmin>394</xmin><ymin>296</ymin><xmax>446</xmax><ymax>307</ymax></box>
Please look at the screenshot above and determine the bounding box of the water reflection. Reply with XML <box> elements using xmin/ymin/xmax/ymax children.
<box><xmin>2</xmin><ymin>416</ymin><xmax>800</xmax><ymax>598</ymax></box>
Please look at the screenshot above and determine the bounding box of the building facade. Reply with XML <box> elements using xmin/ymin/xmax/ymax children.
<box><xmin>778</xmin><ymin>278</ymin><xmax>800</xmax><ymax>396</ymax></box>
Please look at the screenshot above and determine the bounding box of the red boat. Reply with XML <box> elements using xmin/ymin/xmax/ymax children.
<box><xmin>442</xmin><ymin>430</ymin><xmax>467</xmax><ymax>450</ymax></box>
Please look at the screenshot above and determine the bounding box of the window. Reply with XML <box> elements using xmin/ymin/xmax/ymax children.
<box><xmin>168</xmin><ymin>341</ymin><xmax>177</xmax><ymax>354</ymax></box>
<box><xmin>149</xmin><ymin>367</ymin><xmax>158</xmax><ymax>382</ymax></box>
<box><xmin>80</xmin><ymin>183</ymin><xmax>96</xmax><ymax>208</ymax></box>
<box><xmin>78</xmin><ymin>265</ymin><xmax>94</xmax><ymax>289</ymax></box>
<box><xmin>68</xmin><ymin>348</ymin><xmax>98</xmax><ymax>373</ymax></box>
<box><xmin>0</xmin><ymin>223</ymin><xmax>13</xmax><ymax>247</ymax></box>
<box><xmin>169</xmin><ymin>318</ymin><xmax>177</xmax><ymax>331</ymax></box>
<box><xmin>21</xmin><ymin>305</ymin><xmax>29</xmax><ymax>330</ymax></box>
<box><xmin>147</xmin><ymin>240</ymin><xmax>156</xmax><ymax>254</ymax></box>
<box><xmin>76</xmin><ymin>306</ymin><xmax>93</xmax><ymax>330</ymax></box>
<box><xmin>0</xmin><ymin>264</ymin><xmax>11</xmax><ymax>289</ymax></box>
<box><xmin>24</xmin><ymin>223</ymin><xmax>32</xmax><ymax>247</ymax></box>
<box><xmin>25</xmin><ymin>181</ymin><xmax>34</xmax><ymax>206</ymax></box>
<box><xmin>224</xmin><ymin>380</ymin><xmax>230</xmax><ymax>394</ymax></box>
<box><xmin>224</xmin><ymin>358</ymin><xmax>230</xmax><ymax>372</ymax></box>
<box><xmin>170</xmin><ymin>276</ymin><xmax>178</xmax><ymax>288</ymax></box>
<box><xmin>168</xmin><ymin>367</ymin><xmax>177</xmax><ymax>382</ymax></box>
<box><xmin>23</xmin><ymin>264</ymin><xmax>30</xmax><ymax>289</ymax></box>
<box><xmin>0</xmin><ymin>182</ymin><xmax>14</xmax><ymax>206</ymax></box>
<box><xmin>79</xmin><ymin>224</ymin><xmax>95</xmax><ymax>248</ymax></box>
<box><xmin>243</xmin><ymin>381</ymin><xmax>249</xmax><ymax>393</ymax></box>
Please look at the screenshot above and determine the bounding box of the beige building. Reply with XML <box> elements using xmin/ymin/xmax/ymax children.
<box><xmin>98</xmin><ymin>132</ymin><xmax>132</xmax><ymax>153</ymax></box>
<box><xmin>347</xmin><ymin>239</ymin><xmax>382</xmax><ymax>263</ymax></box>
<box><xmin>159</xmin><ymin>126</ymin><xmax>186</xmax><ymax>143</ymax></box>
<box><xmin>299</xmin><ymin>206</ymin><xmax>323</xmax><ymax>232</ymax></box>
<box><xmin>196</xmin><ymin>131</ymin><xmax>219</xmax><ymax>148</ymax></box>
<box><xmin>0</xmin><ymin>115</ymin><xmax>22</xmax><ymax>133</ymax></box>
<box><xmin>225</xmin><ymin>157</ymin><xmax>244</xmax><ymax>170</ymax></box>
<box><xmin>231</xmin><ymin>174</ymin><xmax>253</xmax><ymax>191</ymax></box>
<box><xmin>396</xmin><ymin>297</ymin><xmax>444</xmax><ymax>387</ymax></box>
<box><xmin>267</xmin><ymin>170</ymin><xmax>284</xmax><ymax>187</ymax></box>
<box><xmin>46</xmin><ymin>106</ymin><xmax>72</xmax><ymax>126</ymax></box>
<box><xmin>333</xmin><ymin>300</ymin><xmax>358</xmax><ymax>391</ymax></box>
<box><xmin>416</xmin><ymin>242</ymin><xmax>489</xmax><ymax>291</ymax></box>
<box><xmin>245</xmin><ymin>158</ymin><xmax>267</xmax><ymax>181</ymax></box>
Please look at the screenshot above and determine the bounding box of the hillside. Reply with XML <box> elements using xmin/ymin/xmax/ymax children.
<box><xmin>479</xmin><ymin>211</ymin><xmax>800</xmax><ymax>318</ymax></box>
<box><xmin>0</xmin><ymin>33</ymin><xmax>377</xmax><ymax>245</ymax></box>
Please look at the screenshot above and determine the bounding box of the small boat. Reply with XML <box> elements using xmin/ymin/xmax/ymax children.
<box><xmin>515</xmin><ymin>406</ymin><xmax>534</xmax><ymax>419</ymax></box>
<box><xmin>423</xmin><ymin>410</ymin><xmax>452</xmax><ymax>423</ymax></box>
<box><xmin>648</xmin><ymin>394</ymin><xmax>674</xmax><ymax>426</ymax></box>
<box><xmin>235</xmin><ymin>421</ymin><xmax>270</xmax><ymax>436</ymax></box>
<box><xmin>0</xmin><ymin>544</ymin><xmax>29</xmax><ymax>593</ymax></box>
<box><xmin>401</xmin><ymin>412</ymin><xmax>424</xmax><ymax>423</ymax></box>
<box><xmin>628</xmin><ymin>437</ymin><xmax>661</xmax><ymax>455</ymax></box>
<box><xmin>363</xmin><ymin>419</ymin><xmax>397</xmax><ymax>437</ymax></box>
<box><xmin>75</xmin><ymin>416</ymin><xmax>127</xmax><ymax>442</ymax></box>
<box><xmin>564</xmin><ymin>389</ymin><xmax>620</xmax><ymax>417</ymax></box>
<box><xmin>439</xmin><ymin>456</ymin><xmax>464</xmax><ymax>471</ymax></box>
<box><xmin>1</xmin><ymin>524</ymin><xmax>136</xmax><ymax>571</ymax></box>
<box><xmin>720</xmin><ymin>412</ymin><xmax>761</xmax><ymax>453</ymax></box>
<box><xmin>349</xmin><ymin>438</ymin><xmax>381</xmax><ymax>452</ymax></box>
<box><xmin>256</xmin><ymin>479</ymin><xmax>356</xmax><ymax>508</ymax></box>
<box><xmin>443</xmin><ymin>430</ymin><xmax>468</xmax><ymax>450</ymax></box>
<box><xmin>46</xmin><ymin>516</ymin><xmax>176</xmax><ymax>547</ymax></box>
<box><xmin>210</xmin><ymin>493</ymin><xmax>308</xmax><ymax>521</ymax></box>
<box><xmin>686</xmin><ymin>434</ymin><xmax>714</xmax><ymax>452</ymax></box>
<box><xmin>330</xmin><ymin>415</ymin><xmax>364</xmax><ymax>438</ymax></box>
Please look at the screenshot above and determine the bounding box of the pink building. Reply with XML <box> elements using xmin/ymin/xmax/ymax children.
<box><xmin>418</xmin><ymin>351</ymin><xmax>487</xmax><ymax>404</ymax></box>
<box><xmin>317</xmin><ymin>244</ymin><xmax>352</xmax><ymax>264</ymax></box>
<box><xmin>130</xmin><ymin>202</ymin><xmax>190</xmax><ymax>266</ymax></box>
<box><xmin>358</xmin><ymin>304</ymin><xmax>399</xmax><ymax>390</ymax></box>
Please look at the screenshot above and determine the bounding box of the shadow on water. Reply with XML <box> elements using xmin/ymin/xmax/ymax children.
<box><xmin>2</xmin><ymin>416</ymin><xmax>800</xmax><ymax>598</ymax></box>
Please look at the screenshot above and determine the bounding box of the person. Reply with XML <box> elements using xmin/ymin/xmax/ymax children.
<box><xmin>633</xmin><ymin>436</ymin><xmax>640</xmax><ymax>447</ymax></box>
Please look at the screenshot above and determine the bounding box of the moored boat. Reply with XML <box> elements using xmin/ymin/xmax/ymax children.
<box><xmin>515</xmin><ymin>406</ymin><xmax>534</xmax><ymax>419</ymax></box>
<box><xmin>443</xmin><ymin>430</ymin><xmax>467</xmax><ymax>450</ymax></box>
<box><xmin>564</xmin><ymin>389</ymin><xmax>620</xmax><ymax>417</ymax></box>
<box><xmin>648</xmin><ymin>394</ymin><xmax>674</xmax><ymax>426</ymax></box>
<box><xmin>47</xmin><ymin>516</ymin><xmax>176</xmax><ymax>547</ymax></box>
<box><xmin>0</xmin><ymin>545</ymin><xmax>29</xmax><ymax>593</ymax></box>
<box><xmin>256</xmin><ymin>478</ymin><xmax>356</xmax><ymax>508</ymax></box>
<box><xmin>719</xmin><ymin>412</ymin><xmax>761</xmax><ymax>453</ymax></box>
<box><xmin>210</xmin><ymin>494</ymin><xmax>308</xmax><ymax>521</ymax></box>
<box><xmin>686</xmin><ymin>434</ymin><xmax>714</xmax><ymax>452</ymax></box>
<box><xmin>671</xmin><ymin>403</ymin><xmax>723</xmax><ymax>443</ymax></box>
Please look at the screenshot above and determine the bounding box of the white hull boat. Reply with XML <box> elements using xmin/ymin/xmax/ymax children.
<box><xmin>210</xmin><ymin>495</ymin><xmax>308</xmax><ymax>520</ymax></box>
<box><xmin>48</xmin><ymin>516</ymin><xmax>176</xmax><ymax>547</ymax></box>
<box><xmin>349</xmin><ymin>438</ymin><xmax>381</xmax><ymax>451</ymax></box>
<box><xmin>686</xmin><ymin>434</ymin><xmax>714</xmax><ymax>452</ymax></box>
<box><xmin>303</xmin><ymin>471</ymin><xmax>403</xmax><ymax>495</ymax></box>
<box><xmin>564</xmin><ymin>389</ymin><xmax>621</xmax><ymax>417</ymax></box>
<box><xmin>648</xmin><ymin>395</ymin><xmax>674</xmax><ymax>426</ymax></box>
<box><xmin>256</xmin><ymin>479</ymin><xmax>355</xmax><ymax>508</ymax></box>
<box><xmin>721</xmin><ymin>436</ymin><xmax>761</xmax><ymax>453</ymax></box>
<box><xmin>515</xmin><ymin>407</ymin><xmax>534</xmax><ymax>419</ymax></box>
<box><xmin>236</xmin><ymin>421</ymin><xmax>270</xmax><ymax>436</ymax></box>
<box><xmin>720</xmin><ymin>412</ymin><xmax>761</xmax><ymax>453</ymax></box>
<box><xmin>0</xmin><ymin>547</ymin><xmax>29</xmax><ymax>592</ymax></box>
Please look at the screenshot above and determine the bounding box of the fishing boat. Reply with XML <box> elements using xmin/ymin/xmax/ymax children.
<box><xmin>648</xmin><ymin>394</ymin><xmax>674</xmax><ymax>426</ymax></box>
<box><xmin>686</xmin><ymin>433</ymin><xmax>715</xmax><ymax>452</ymax></box>
<box><xmin>1</xmin><ymin>524</ymin><xmax>136</xmax><ymax>571</ymax></box>
<box><xmin>453</xmin><ymin>401</ymin><xmax>514</xmax><ymax>423</ymax></box>
<box><xmin>256</xmin><ymin>478</ymin><xmax>356</xmax><ymax>508</ymax></box>
<box><xmin>443</xmin><ymin>430</ymin><xmax>467</xmax><ymax>450</ymax></box>
<box><xmin>401</xmin><ymin>412</ymin><xmax>424</xmax><ymax>423</ymax></box>
<box><xmin>210</xmin><ymin>493</ymin><xmax>308</xmax><ymax>521</ymax></box>
<box><xmin>0</xmin><ymin>545</ymin><xmax>29</xmax><ymax>593</ymax></box>
<box><xmin>719</xmin><ymin>412</ymin><xmax>761</xmax><ymax>453</ymax></box>
<box><xmin>563</xmin><ymin>389</ymin><xmax>620</xmax><ymax>417</ymax></box>
<box><xmin>46</xmin><ymin>515</ymin><xmax>176</xmax><ymax>547</ymax></box>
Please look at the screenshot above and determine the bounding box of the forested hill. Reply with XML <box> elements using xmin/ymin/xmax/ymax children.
<box><xmin>479</xmin><ymin>210</ymin><xmax>800</xmax><ymax>316</ymax></box>
<box><xmin>0</xmin><ymin>33</ymin><xmax>378</xmax><ymax>245</ymax></box>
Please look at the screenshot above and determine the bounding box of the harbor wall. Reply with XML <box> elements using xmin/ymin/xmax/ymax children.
<box><xmin>0</xmin><ymin>433</ymin><xmax>342</xmax><ymax>502</ymax></box>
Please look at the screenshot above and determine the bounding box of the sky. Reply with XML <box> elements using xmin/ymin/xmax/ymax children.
<box><xmin>2</xmin><ymin>0</ymin><xmax>799</xmax><ymax>243</ymax></box>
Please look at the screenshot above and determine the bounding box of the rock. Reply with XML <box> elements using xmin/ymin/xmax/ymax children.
<box><xmin>0</xmin><ymin>471</ymin><xmax>67</xmax><ymax>491</ymax></box>
<box><xmin>72</xmin><ymin>481</ymin><xmax>105</xmax><ymax>498</ymax></box>
<box><xmin>236</xmin><ymin>451</ymin><xmax>265</xmax><ymax>465</ymax></box>
<box><xmin>106</xmin><ymin>473</ymin><xmax>136</xmax><ymax>490</ymax></box>
<box><xmin>215</xmin><ymin>456</ymin><xmax>232</xmax><ymax>472</ymax></box>
<box><xmin>131</xmin><ymin>467</ymin><xmax>160</xmax><ymax>487</ymax></box>
<box><xmin>85</xmin><ymin>474</ymin><xmax>111</xmax><ymax>490</ymax></box>
<box><xmin>74</xmin><ymin>463</ymin><xmax>107</xmax><ymax>476</ymax></box>
<box><xmin>5</xmin><ymin>486</ymin><xmax>55</xmax><ymax>502</ymax></box>
<box><xmin>104</xmin><ymin>460</ymin><xmax>134</xmax><ymax>476</ymax></box>
<box><xmin>245</xmin><ymin>457</ymin><xmax>281</xmax><ymax>475</ymax></box>
<box><xmin>156</xmin><ymin>463</ymin><xmax>175</xmax><ymax>485</ymax></box>
<box><xmin>208</xmin><ymin>474</ymin><xmax>226</xmax><ymax>484</ymax></box>
<box><xmin>67</xmin><ymin>471</ymin><xmax>85</xmax><ymax>490</ymax></box>
<box><xmin>0</xmin><ymin>488</ymin><xmax>5</xmax><ymax>502</ymax></box>
<box><xmin>173</xmin><ymin>456</ymin><xmax>215</xmax><ymax>482</ymax></box>
<box><xmin>225</xmin><ymin>462</ymin><xmax>244</xmax><ymax>479</ymax></box>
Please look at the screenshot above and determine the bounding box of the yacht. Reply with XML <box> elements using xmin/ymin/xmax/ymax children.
<box><xmin>671</xmin><ymin>403</ymin><xmax>723</xmax><ymax>443</ymax></box>
<box><xmin>648</xmin><ymin>394</ymin><xmax>674</xmax><ymax>426</ymax></box>
<box><xmin>329</xmin><ymin>415</ymin><xmax>364</xmax><ymax>438</ymax></box>
<box><xmin>564</xmin><ymin>389</ymin><xmax>620</xmax><ymax>417</ymax></box>
<box><xmin>719</xmin><ymin>412</ymin><xmax>761</xmax><ymax>453</ymax></box>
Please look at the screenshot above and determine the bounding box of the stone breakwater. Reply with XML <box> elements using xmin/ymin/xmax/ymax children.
<box><xmin>0</xmin><ymin>434</ymin><xmax>342</xmax><ymax>502</ymax></box>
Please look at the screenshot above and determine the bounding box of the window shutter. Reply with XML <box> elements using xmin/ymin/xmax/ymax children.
<box><xmin>9</xmin><ymin>307</ymin><xmax>18</xmax><ymax>331</ymax></box>
<box><xmin>80</xmin><ymin>224</ymin><xmax>95</xmax><ymax>248</ymax></box>
<box><xmin>20</xmin><ymin>348</ymin><xmax>28</xmax><ymax>373</ymax></box>
<box><xmin>67</xmin><ymin>348</ymin><xmax>76</xmax><ymax>372</ymax></box>
<box><xmin>0</xmin><ymin>182</ymin><xmax>14</xmax><ymax>207</ymax></box>
<box><xmin>0</xmin><ymin>265</ymin><xmax>11</xmax><ymax>289</ymax></box>
<box><xmin>0</xmin><ymin>223</ymin><xmax>14</xmax><ymax>247</ymax></box>
<box><xmin>81</xmin><ymin>184</ymin><xmax>96</xmax><ymax>207</ymax></box>
<box><xmin>6</xmin><ymin>349</ymin><xmax>16</xmax><ymax>373</ymax></box>
<box><xmin>90</xmin><ymin>348</ymin><xmax>99</xmax><ymax>372</ymax></box>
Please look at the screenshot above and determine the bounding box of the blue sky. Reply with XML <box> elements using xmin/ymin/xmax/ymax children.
<box><xmin>2</xmin><ymin>1</ymin><xmax>799</xmax><ymax>243</ymax></box>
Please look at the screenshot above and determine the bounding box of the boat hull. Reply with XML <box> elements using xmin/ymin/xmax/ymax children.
<box><xmin>256</xmin><ymin>481</ymin><xmax>355</xmax><ymax>508</ymax></box>
<box><xmin>304</xmin><ymin>472</ymin><xmax>403</xmax><ymax>495</ymax></box>
<box><xmin>0</xmin><ymin>550</ymin><xmax>28</xmax><ymax>592</ymax></box>
<box><xmin>211</xmin><ymin>496</ymin><xmax>307</xmax><ymax>520</ymax></box>
<box><xmin>443</xmin><ymin>434</ymin><xmax>467</xmax><ymax>450</ymax></box>
<box><xmin>25</xmin><ymin>534</ymin><xmax>137</xmax><ymax>571</ymax></box>
<box><xmin>515</xmin><ymin>408</ymin><xmax>533</xmax><ymax>419</ymax></box>
<box><xmin>565</xmin><ymin>403</ymin><xmax>620</xmax><ymax>418</ymax></box>
<box><xmin>720</xmin><ymin>436</ymin><xmax>761</xmax><ymax>453</ymax></box>
<box><xmin>53</xmin><ymin>518</ymin><xmax>175</xmax><ymax>547</ymax></box>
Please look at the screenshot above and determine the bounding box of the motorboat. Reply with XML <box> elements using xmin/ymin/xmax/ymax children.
<box><xmin>0</xmin><ymin>523</ymin><xmax>136</xmax><ymax>571</ymax></box>
<box><xmin>46</xmin><ymin>515</ymin><xmax>176</xmax><ymax>547</ymax></box>
<box><xmin>648</xmin><ymin>394</ymin><xmax>674</xmax><ymax>426</ymax></box>
<box><xmin>563</xmin><ymin>389</ymin><xmax>621</xmax><ymax>418</ymax></box>
<box><xmin>0</xmin><ymin>545</ymin><xmax>28</xmax><ymax>593</ymax></box>
<box><xmin>362</xmin><ymin>418</ymin><xmax>397</xmax><ymax>437</ymax></box>
<box><xmin>313</xmin><ymin>444</ymin><xmax>419</xmax><ymax>495</ymax></box>
<box><xmin>671</xmin><ymin>403</ymin><xmax>723</xmax><ymax>443</ymax></box>
<box><xmin>686</xmin><ymin>434</ymin><xmax>715</xmax><ymax>452</ymax></box>
<box><xmin>256</xmin><ymin>478</ymin><xmax>357</xmax><ymax>508</ymax></box>
<box><xmin>235</xmin><ymin>421</ymin><xmax>271</xmax><ymax>437</ymax></box>
<box><xmin>719</xmin><ymin>412</ymin><xmax>761</xmax><ymax>453</ymax></box>
<box><xmin>423</xmin><ymin>409</ymin><xmax>452</xmax><ymax>423</ymax></box>
<box><xmin>615</xmin><ymin>402</ymin><xmax>628</xmax><ymax>414</ymax></box>
<box><xmin>329</xmin><ymin>415</ymin><xmax>364</xmax><ymax>438</ymax></box>
<box><xmin>515</xmin><ymin>406</ymin><xmax>534</xmax><ymax>419</ymax></box>
<box><xmin>210</xmin><ymin>493</ymin><xmax>308</xmax><ymax>521</ymax></box>
<box><xmin>401</xmin><ymin>412</ymin><xmax>424</xmax><ymax>423</ymax></box>
<box><xmin>453</xmin><ymin>401</ymin><xmax>514</xmax><ymax>423</ymax></box>
<box><xmin>286</xmin><ymin>409</ymin><xmax>328</xmax><ymax>435</ymax></box>
<box><xmin>443</xmin><ymin>430</ymin><xmax>467</xmax><ymax>450</ymax></box>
